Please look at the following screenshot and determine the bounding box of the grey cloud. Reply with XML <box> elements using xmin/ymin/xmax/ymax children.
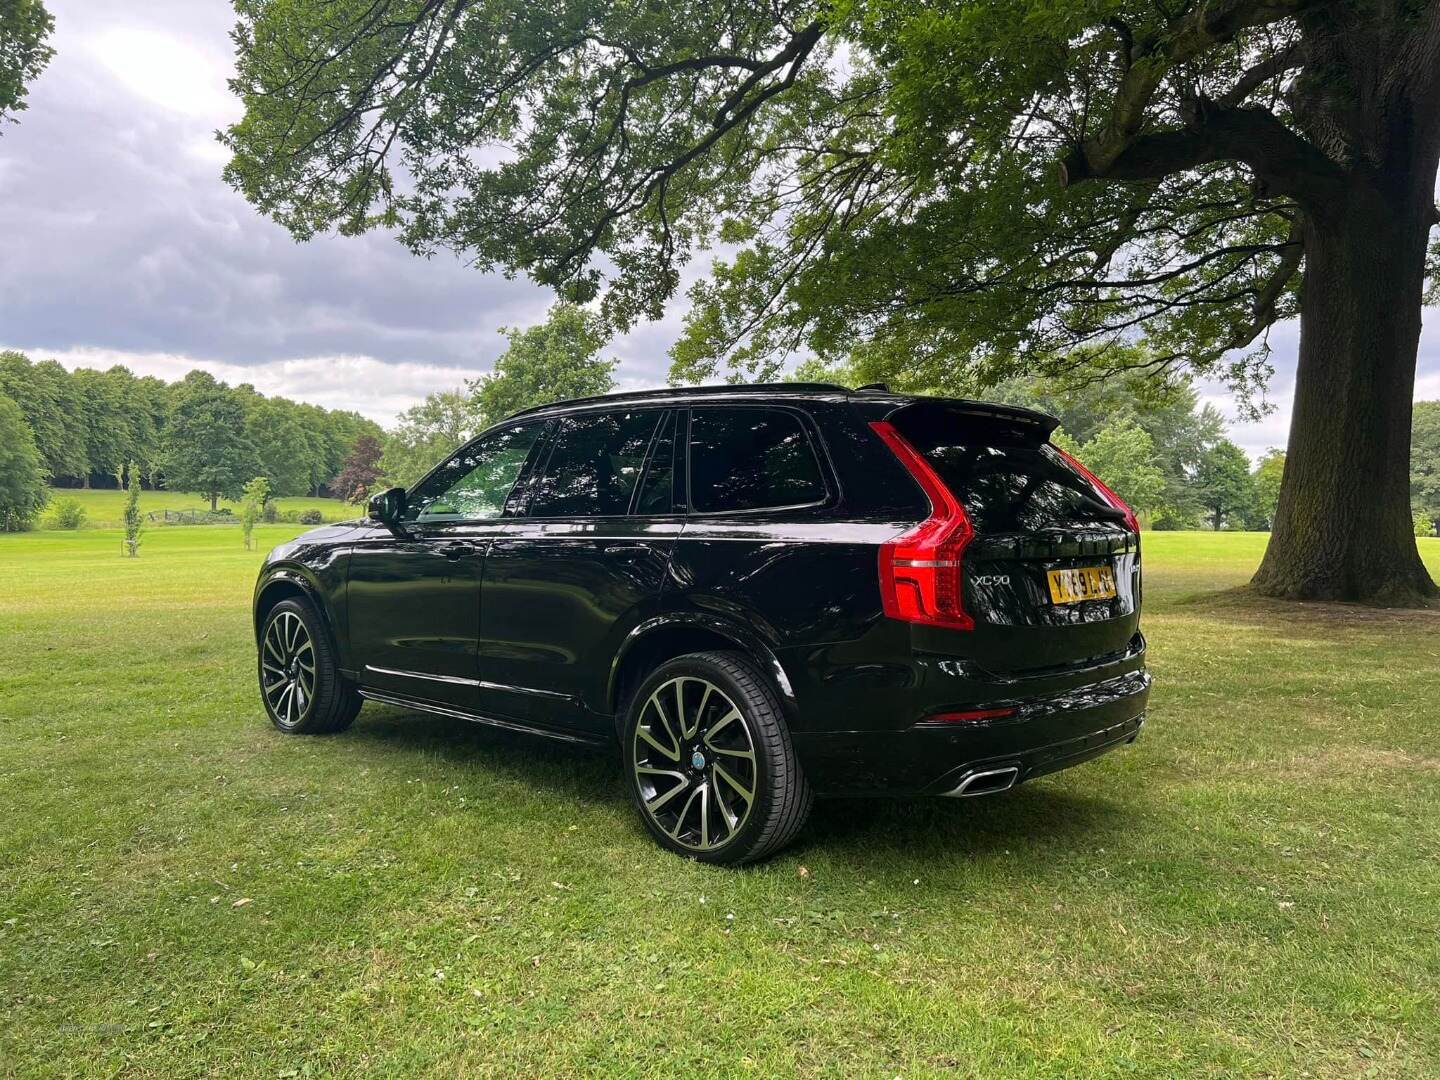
<box><xmin>0</xmin><ymin>0</ymin><xmax>675</xmax><ymax>391</ymax></box>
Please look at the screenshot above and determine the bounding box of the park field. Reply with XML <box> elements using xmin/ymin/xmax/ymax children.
<box><xmin>39</xmin><ymin>487</ymin><xmax>354</xmax><ymax>529</ymax></box>
<box><xmin>1</xmin><ymin>528</ymin><xmax>1438</xmax><ymax>1076</ymax></box>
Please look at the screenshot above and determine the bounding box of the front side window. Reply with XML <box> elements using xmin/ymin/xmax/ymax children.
<box><xmin>404</xmin><ymin>423</ymin><xmax>542</xmax><ymax>523</ymax></box>
<box><xmin>527</xmin><ymin>410</ymin><xmax>661</xmax><ymax>517</ymax></box>
<box><xmin>689</xmin><ymin>408</ymin><xmax>826</xmax><ymax>513</ymax></box>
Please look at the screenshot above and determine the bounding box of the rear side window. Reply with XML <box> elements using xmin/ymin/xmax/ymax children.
<box><xmin>527</xmin><ymin>410</ymin><xmax>661</xmax><ymax>517</ymax></box>
<box><xmin>899</xmin><ymin>423</ymin><xmax>1120</xmax><ymax>533</ymax></box>
<box><xmin>689</xmin><ymin>408</ymin><xmax>826</xmax><ymax>513</ymax></box>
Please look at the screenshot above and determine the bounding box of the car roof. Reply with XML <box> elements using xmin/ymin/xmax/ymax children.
<box><xmin>505</xmin><ymin>382</ymin><xmax>1057</xmax><ymax>430</ymax></box>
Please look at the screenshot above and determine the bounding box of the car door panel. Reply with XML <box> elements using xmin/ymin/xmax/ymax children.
<box><xmin>477</xmin><ymin>409</ymin><xmax>679</xmax><ymax>733</ymax></box>
<box><xmin>345</xmin><ymin>421</ymin><xmax>546</xmax><ymax>710</ymax></box>
<box><xmin>346</xmin><ymin>523</ymin><xmax>500</xmax><ymax>709</ymax></box>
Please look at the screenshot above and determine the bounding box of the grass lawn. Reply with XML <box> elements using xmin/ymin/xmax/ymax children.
<box><xmin>1</xmin><ymin>528</ymin><xmax>1438</xmax><ymax>1077</ymax></box>
<box><xmin>40</xmin><ymin>487</ymin><xmax>355</xmax><ymax>529</ymax></box>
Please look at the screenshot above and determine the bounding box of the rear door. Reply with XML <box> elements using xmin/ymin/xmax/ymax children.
<box><xmin>477</xmin><ymin>408</ymin><xmax>680</xmax><ymax>734</ymax></box>
<box><xmin>887</xmin><ymin>403</ymin><xmax>1141</xmax><ymax>674</ymax></box>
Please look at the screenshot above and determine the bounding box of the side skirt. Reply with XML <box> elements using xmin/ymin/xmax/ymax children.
<box><xmin>356</xmin><ymin>688</ymin><xmax>611</xmax><ymax>747</ymax></box>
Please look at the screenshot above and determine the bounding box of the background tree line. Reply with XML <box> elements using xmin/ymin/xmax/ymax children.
<box><xmin>0</xmin><ymin>350</ymin><xmax>382</xmax><ymax>527</ymax></box>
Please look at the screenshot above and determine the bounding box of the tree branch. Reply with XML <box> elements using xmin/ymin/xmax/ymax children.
<box><xmin>1060</xmin><ymin>101</ymin><xmax>1345</xmax><ymax>208</ymax></box>
<box><xmin>1218</xmin><ymin>42</ymin><xmax>1303</xmax><ymax>107</ymax></box>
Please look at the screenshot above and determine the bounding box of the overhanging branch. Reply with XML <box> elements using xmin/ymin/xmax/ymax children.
<box><xmin>1059</xmin><ymin>101</ymin><xmax>1345</xmax><ymax>208</ymax></box>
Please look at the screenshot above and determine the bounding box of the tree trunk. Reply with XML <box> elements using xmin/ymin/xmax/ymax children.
<box><xmin>210</xmin><ymin>491</ymin><xmax>219</xmax><ymax>512</ymax></box>
<box><xmin>1252</xmin><ymin>178</ymin><xmax>1439</xmax><ymax>605</ymax></box>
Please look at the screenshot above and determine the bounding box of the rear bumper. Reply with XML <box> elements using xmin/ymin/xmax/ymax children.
<box><xmin>791</xmin><ymin>668</ymin><xmax>1150</xmax><ymax>796</ymax></box>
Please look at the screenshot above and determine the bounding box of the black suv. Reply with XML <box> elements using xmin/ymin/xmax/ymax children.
<box><xmin>253</xmin><ymin>384</ymin><xmax>1149</xmax><ymax>864</ymax></box>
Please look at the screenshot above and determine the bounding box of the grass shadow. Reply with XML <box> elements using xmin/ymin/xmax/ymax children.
<box><xmin>345</xmin><ymin>704</ymin><xmax>1130</xmax><ymax>869</ymax></box>
<box><xmin>799</xmin><ymin>783</ymin><xmax>1131</xmax><ymax>864</ymax></box>
<box><xmin>1160</xmin><ymin>582</ymin><xmax>1440</xmax><ymax>638</ymax></box>
<box><xmin>344</xmin><ymin>704</ymin><xmax>625</xmax><ymax>808</ymax></box>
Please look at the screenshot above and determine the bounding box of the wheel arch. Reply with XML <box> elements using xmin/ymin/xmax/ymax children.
<box><xmin>254</xmin><ymin>569</ymin><xmax>332</xmax><ymax>644</ymax></box>
<box><xmin>607</xmin><ymin>614</ymin><xmax>798</xmax><ymax>734</ymax></box>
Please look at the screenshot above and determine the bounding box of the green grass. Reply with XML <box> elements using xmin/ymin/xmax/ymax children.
<box><xmin>2</xmin><ymin>528</ymin><xmax>1438</xmax><ymax>1077</ymax></box>
<box><xmin>39</xmin><ymin>487</ymin><xmax>354</xmax><ymax>529</ymax></box>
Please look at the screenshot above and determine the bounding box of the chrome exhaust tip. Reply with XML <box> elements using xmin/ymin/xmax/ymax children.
<box><xmin>944</xmin><ymin>765</ymin><xmax>1021</xmax><ymax>798</ymax></box>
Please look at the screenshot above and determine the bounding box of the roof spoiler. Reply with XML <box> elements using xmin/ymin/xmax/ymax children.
<box><xmin>881</xmin><ymin>396</ymin><xmax>1060</xmax><ymax>441</ymax></box>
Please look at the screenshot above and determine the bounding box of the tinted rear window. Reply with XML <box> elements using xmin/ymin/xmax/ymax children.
<box><xmin>898</xmin><ymin>424</ymin><xmax>1118</xmax><ymax>534</ymax></box>
<box><xmin>689</xmin><ymin>408</ymin><xmax>826</xmax><ymax>513</ymax></box>
<box><xmin>527</xmin><ymin>410</ymin><xmax>661</xmax><ymax>517</ymax></box>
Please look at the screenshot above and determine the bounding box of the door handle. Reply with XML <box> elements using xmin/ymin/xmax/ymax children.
<box><xmin>440</xmin><ymin>542</ymin><xmax>478</xmax><ymax>561</ymax></box>
<box><xmin>602</xmin><ymin>543</ymin><xmax>651</xmax><ymax>559</ymax></box>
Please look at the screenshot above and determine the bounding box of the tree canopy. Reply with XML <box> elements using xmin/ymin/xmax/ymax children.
<box><xmin>162</xmin><ymin>373</ymin><xmax>264</xmax><ymax>511</ymax></box>
<box><xmin>224</xmin><ymin>0</ymin><xmax>1440</xmax><ymax>602</ymax></box>
<box><xmin>468</xmin><ymin>302</ymin><xmax>617</xmax><ymax>424</ymax></box>
<box><xmin>0</xmin><ymin>391</ymin><xmax>47</xmax><ymax>531</ymax></box>
<box><xmin>1412</xmin><ymin>401</ymin><xmax>1440</xmax><ymax>533</ymax></box>
<box><xmin>0</xmin><ymin>0</ymin><xmax>52</xmax><ymax>130</ymax></box>
<box><xmin>1194</xmin><ymin>439</ymin><xmax>1257</xmax><ymax>531</ymax></box>
<box><xmin>333</xmin><ymin>433</ymin><xmax>385</xmax><ymax>503</ymax></box>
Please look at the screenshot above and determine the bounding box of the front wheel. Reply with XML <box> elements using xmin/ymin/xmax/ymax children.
<box><xmin>258</xmin><ymin>598</ymin><xmax>361</xmax><ymax>734</ymax></box>
<box><xmin>623</xmin><ymin>651</ymin><xmax>813</xmax><ymax>865</ymax></box>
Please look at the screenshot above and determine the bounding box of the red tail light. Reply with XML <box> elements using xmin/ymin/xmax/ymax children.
<box><xmin>869</xmin><ymin>420</ymin><xmax>975</xmax><ymax>631</ymax></box>
<box><xmin>1055</xmin><ymin>447</ymin><xmax>1140</xmax><ymax>534</ymax></box>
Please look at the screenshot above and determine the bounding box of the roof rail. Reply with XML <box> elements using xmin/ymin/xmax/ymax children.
<box><xmin>504</xmin><ymin>381</ymin><xmax>851</xmax><ymax>420</ymax></box>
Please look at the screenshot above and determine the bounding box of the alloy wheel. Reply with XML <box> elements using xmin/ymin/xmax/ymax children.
<box><xmin>261</xmin><ymin>610</ymin><xmax>316</xmax><ymax>728</ymax></box>
<box><xmin>632</xmin><ymin>676</ymin><xmax>758</xmax><ymax>851</ymax></box>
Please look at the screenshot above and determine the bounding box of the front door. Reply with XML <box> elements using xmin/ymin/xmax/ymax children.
<box><xmin>478</xmin><ymin>408</ymin><xmax>680</xmax><ymax>733</ymax></box>
<box><xmin>347</xmin><ymin>421</ymin><xmax>545</xmax><ymax>709</ymax></box>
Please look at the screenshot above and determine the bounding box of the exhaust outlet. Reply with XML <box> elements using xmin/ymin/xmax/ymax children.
<box><xmin>945</xmin><ymin>765</ymin><xmax>1020</xmax><ymax>798</ymax></box>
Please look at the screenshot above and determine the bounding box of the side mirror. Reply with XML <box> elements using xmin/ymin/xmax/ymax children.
<box><xmin>367</xmin><ymin>486</ymin><xmax>407</xmax><ymax>529</ymax></box>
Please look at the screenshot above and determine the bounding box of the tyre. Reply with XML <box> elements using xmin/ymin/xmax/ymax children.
<box><xmin>622</xmin><ymin>650</ymin><xmax>813</xmax><ymax>865</ymax></box>
<box><xmin>258</xmin><ymin>597</ymin><xmax>361</xmax><ymax>735</ymax></box>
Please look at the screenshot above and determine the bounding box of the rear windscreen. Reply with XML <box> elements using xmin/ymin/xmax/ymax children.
<box><xmin>895</xmin><ymin>417</ymin><xmax>1120</xmax><ymax>534</ymax></box>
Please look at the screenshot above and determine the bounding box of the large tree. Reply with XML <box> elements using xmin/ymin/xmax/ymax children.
<box><xmin>224</xmin><ymin>0</ymin><xmax>1440</xmax><ymax>603</ymax></box>
<box><xmin>162</xmin><ymin>373</ymin><xmax>263</xmax><ymax>511</ymax></box>
<box><xmin>0</xmin><ymin>392</ymin><xmax>47</xmax><ymax>531</ymax></box>
<box><xmin>0</xmin><ymin>0</ymin><xmax>52</xmax><ymax>131</ymax></box>
<box><xmin>1195</xmin><ymin>439</ymin><xmax>1259</xmax><ymax>531</ymax></box>
<box><xmin>332</xmin><ymin>433</ymin><xmax>385</xmax><ymax>503</ymax></box>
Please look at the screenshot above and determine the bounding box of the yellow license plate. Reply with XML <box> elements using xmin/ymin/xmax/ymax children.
<box><xmin>1047</xmin><ymin>565</ymin><xmax>1117</xmax><ymax>604</ymax></box>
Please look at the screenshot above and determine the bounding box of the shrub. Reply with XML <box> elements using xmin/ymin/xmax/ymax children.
<box><xmin>1415</xmin><ymin>512</ymin><xmax>1436</xmax><ymax>538</ymax></box>
<box><xmin>262</xmin><ymin>501</ymin><xmax>278</xmax><ymax>523</ymax></box>
<box><xmin>298</xmin><ymin>509</ymin><xmax>325</xmax><ymax>525</ymax></box>
<box><xmin>45</xmin><ymin>498</ymin><xmax>87</xmax><ymax>530</ymax></box>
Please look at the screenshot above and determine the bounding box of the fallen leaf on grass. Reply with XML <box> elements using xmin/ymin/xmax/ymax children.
<box><xmin>231</xmin><ymin>898</ymin><xmax>253</xmax><ymax>908</ymax></box>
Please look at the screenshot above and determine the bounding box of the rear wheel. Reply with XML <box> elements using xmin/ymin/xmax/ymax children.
<box><xmin>258</xmin><ymin>598</ymin><xmax>361</xmax><ymax>734</ymax></box>
<box><xmin>623</xmin><ymin>651</ymin><xmax>812</xmax><ymax>865</ymax></box>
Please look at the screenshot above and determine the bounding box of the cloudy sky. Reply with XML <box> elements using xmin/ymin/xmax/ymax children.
<box><xmin>2</xmin><ymin>0</ymin><xmax>1437</xmax><ymax>456</ymax></box>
